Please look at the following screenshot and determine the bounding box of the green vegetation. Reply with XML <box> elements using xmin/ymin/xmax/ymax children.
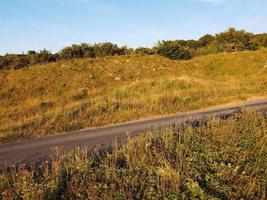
<box><xmin>1</xmin><ymin>27</ymin><xmax>267</xmax><ymax>199</ymax></box>
<box><xmin>1</xmin><ymin>110</ymin><xmax>266</xmax><ymax>199</ymax></box>
<box><xmin>156</xmin><ymin>41</ymin><xmax>192</xmax><ymax>60</ymax></box>
<box><xmin>1</xmin><ymin>28</ymin><xmax>267</xmax><ymax>70</ymax></box>
<box><xmin>1</xmin><ymin>48</ymin><xmax>267</xmax><ymax>143</ymax></box>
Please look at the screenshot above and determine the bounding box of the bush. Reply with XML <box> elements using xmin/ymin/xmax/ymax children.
<box><xmin>27</xmin><ymin>50</ymin><xmax>37</xmax><ymax>55</ymax></box>
<box><xmin>31</xmin><ymin>49</ymin><xmax>58</xmax><ymax>64</ymax></box>
<box><xmin>215</xmin><ymin>28</ymin><xmax>256</xmax><ymax>52</ymax></box>
<box><xmin>156</xmin><ymin>40</ymin><xmax>192</xmax><ymax>60</ymax></box>
<box><xmin>195</xmin><ymin>40</ymin><xmax>220</xmax><ymax>56</ymax></box>
<box><xmin>59</xmin><ymin>43</ymin><xmax>95</xmax><ymax>59</ymax></box>
<box><xmin>93</xmin><ymin>42</ymin><xmax>128</xmax><ymax>57</ymax></box>
<box><xmin>0</xmin><ymin>54</ymin><xmax>30</xmax><ymax>70</ymax></box>
<box><xmin>0</xmin><ymin>55</ymin><xmax>9</xmax><ymax>70</ymax></box>
<box><xmin>0</xmin><ymin>43</ymin><xmax>131</xmax><ymax>70</ymax></box>
<box><xmin>135</xmin><ymin>47</ymin><xmax>155</xmax><ymax>55</ymax></box>
<box><xmin>0</xmin><ymin>50</ymin><xmax>57</xmax><ymax>70</ymax></box>
<box><xmin>1</xmin><ymin>28</ymin><xmax>267</xmax><ymax>70</ymax></box>
<box><xmin>59</xmin><ymin>43</ymin><xmax>129</xmax><ymax>60</ymax></box>
<box><xmin>251</xmin><ymin>34</ymin><xmax>267</xmax><ymax>48</ymax></box>
<box><xmin>11</xmin><ymin>55</ymin><xmax>30</xmax><ymax>69</ymax></box>
<box><xmin>198</xmin><ymin>34</ymin><xmax>215</xmax><ymax>47</ymax></box>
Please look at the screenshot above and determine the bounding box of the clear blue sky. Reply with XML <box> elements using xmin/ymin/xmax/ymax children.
<box><xmin>0</xmin><ymin>0</ymin><xmax>267</xmax><ymax>55</ymax></box>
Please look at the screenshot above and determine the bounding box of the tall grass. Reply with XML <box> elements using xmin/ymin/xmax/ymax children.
<box><xmin>0</xmin><ymin>110</ymin><xmax>266</xmax><ymax>199</ymax></box>
<box><xmin>0</xmin><ymin>49</ymin><xmax>267</xmax><ymax>143</ymax></box>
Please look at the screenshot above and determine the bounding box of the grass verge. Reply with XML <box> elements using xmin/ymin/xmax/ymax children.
<box><xmin>1</xmin><ymin>110</ymin><xmax>266</xmax><ymax>199</ymax></box>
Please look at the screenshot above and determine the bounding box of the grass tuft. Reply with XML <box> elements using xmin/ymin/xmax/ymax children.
<box><xmin>0</xmin><ymin>110</ymin><xmax>266</xmax><ymax>199</ymax></box>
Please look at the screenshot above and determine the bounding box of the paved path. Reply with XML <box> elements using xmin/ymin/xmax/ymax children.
<box><xmin>1</xmin><ymin>99</ymin><xmax>267</xmax><ymax>168</ymax></box>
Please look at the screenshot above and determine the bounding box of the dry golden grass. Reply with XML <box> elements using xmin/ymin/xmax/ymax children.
<box><xmin>0</xmin><ymin>49</ymin><xmax>267</xmax><ymax>143</ymax></box>
<box><xmin>1</xmin><ymin>110</ymin><xmax>267</xmax><ymax>199</ymax></box>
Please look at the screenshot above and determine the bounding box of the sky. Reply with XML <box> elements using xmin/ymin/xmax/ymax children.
<box><xmin>0</xmin><ymin>0</ymin><xmax>267</xmax><ymax>55</ymax></box>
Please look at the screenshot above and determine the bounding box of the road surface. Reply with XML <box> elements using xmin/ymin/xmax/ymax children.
<box><xmin>1</xmin><ymin>98</ymin><xmax>267</xmax><ymax>169</ymax></box>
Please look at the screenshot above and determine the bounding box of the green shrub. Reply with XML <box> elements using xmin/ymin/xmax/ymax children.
<box><xmin>93</xmin><ymin>42</ymin><xmax>128</xmax><ymax>57</ymax></box>
<box><xmin>135</xmin><ymin>47</ymin><xmax>155</xmax><ymax>55</ymax></box>
<box><xmin>59</xmin><ymin>43</ymin><xmax>129</xmax><ymax>59</ymax></box>
<box><xmin>0</xmin><ymin>54</ymin><xmax>30</xmax><ymax>70</ymax></box>
<box><xmin>199</xmin><ymin>34</ymin><xmax>215</xmax><ymax>47</ymax></box>
<box><xmin>215</xmin><ymin>28</ymin><xmax>256</xmax><ymax>52</ymax></box>
<box><xmin>1</xmin><ymin>28</ymin><xmax>267</xmax><ymax>70</ymax></box>
<box><xmin>156</xmin><ymin>40</ymin><xmax>192</xmax><ymax>60</ymax></box>
<box><xmin>31</xmin><ymin>49</ymin><xmax>58</xmax><ymax>64</ymax></box>
<box><xmin>59</xmin><ymin>43</ymin><xmax>96</xmax><ymax>59</ymax></box>
<box><xmin>251</xmin><ymin>33</ymin><xmax>267</xmax><ymax>48</ymax></box>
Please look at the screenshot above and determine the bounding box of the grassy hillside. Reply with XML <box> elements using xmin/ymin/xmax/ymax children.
<box><xmin>0</xmin><ymin>49</ymin><xmax>267</xmax><ymax>143</ymax></box>
<box><xmin>1</xmin><ymin>111</ymin><xmax>266</xmax><ymax>199</ymax></box>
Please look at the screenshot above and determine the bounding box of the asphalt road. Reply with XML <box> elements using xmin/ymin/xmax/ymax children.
<box><xmin>1</xmin><ymin>98</ymin><xmax>267</xmax><ymax>169</ymax></box>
